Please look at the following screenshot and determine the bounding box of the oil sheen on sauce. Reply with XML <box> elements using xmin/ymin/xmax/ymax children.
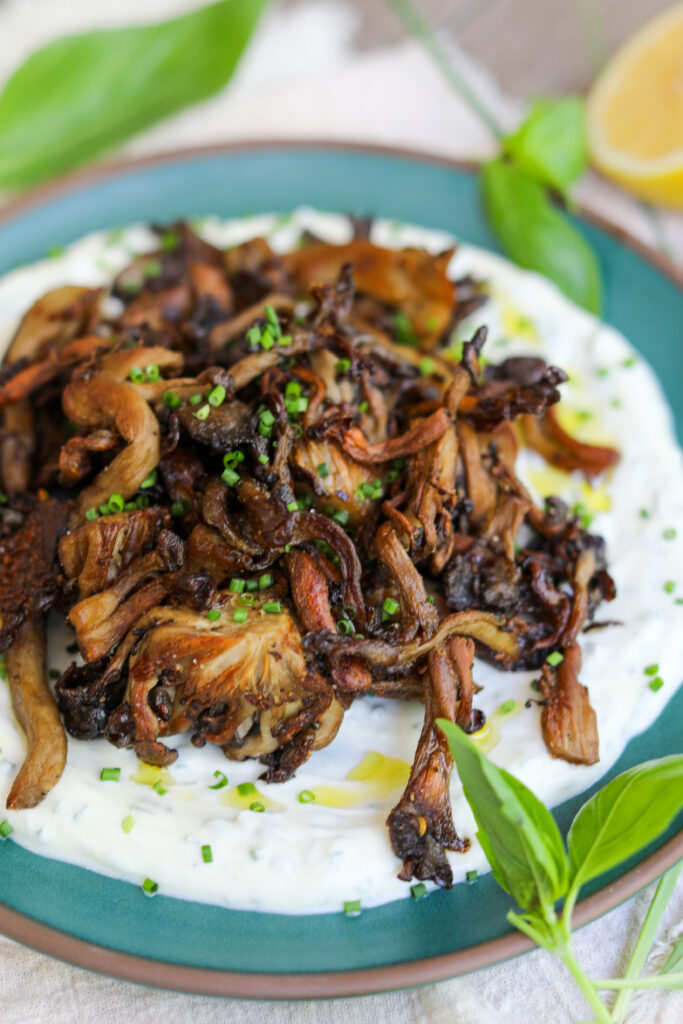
<box><xmin>0</xmin><ymin>209</ymin><xmax>681</xmax><ymax>915</ymax></box>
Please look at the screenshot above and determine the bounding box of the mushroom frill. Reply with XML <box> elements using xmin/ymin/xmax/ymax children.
<box><xmin>0</xmin><ymin>221</ymin><xmax>618</xmax><ymax>888</ymax></box>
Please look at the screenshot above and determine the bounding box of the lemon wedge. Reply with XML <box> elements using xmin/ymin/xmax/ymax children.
<box><xmin>586</xmin><ymin>4</ymin><xmax>683</xmax><ymax>208</ymax></box>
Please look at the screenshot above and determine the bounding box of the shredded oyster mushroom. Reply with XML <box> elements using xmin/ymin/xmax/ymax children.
<box><xmin>0</xmin><ymin>218</ymin><xmax>619</xmax><ymax>889</ymax></box>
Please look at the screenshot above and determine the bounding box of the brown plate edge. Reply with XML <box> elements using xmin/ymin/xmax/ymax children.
<box><xmin>0</xmin><ymin>139</ymin><xmax>680</xmax><ymax>998</ymax></box>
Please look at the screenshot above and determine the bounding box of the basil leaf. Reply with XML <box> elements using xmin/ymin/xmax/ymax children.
<box><xmin>0</xmin><ymin>0</ymin><xmax>269</xmax><ymax>190</ymax></box>
<box><xmin>438</xmin><ymin>719</ymin><xmax>568</xmax><ymax>912</ymax></box>
<box><xmin>480</xmin><ymin>158</ymin><xmax>602</xmax><ymax>315</ymax></box>
<box><xmin>504</xmin><ymin>97</ymin><xmax>587</xmax><ymax>194</ymax></box>
<box><xmin>567</xmin><ymin>754</ymin><xmax>683</xmax><ymax>895</ymax></box>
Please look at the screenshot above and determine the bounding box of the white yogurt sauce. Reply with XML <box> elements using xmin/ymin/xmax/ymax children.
<box><xmin>0</xmin><ymin>208</ymin><xmax>681</xmax><ymax>915</ymax></box>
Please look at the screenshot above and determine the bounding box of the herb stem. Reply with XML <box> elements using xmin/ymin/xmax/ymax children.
<box><xmin>386</xmin><ymin>0</ymin><xmax>504</xmax><ymax>139</ymax></box>
<box><xmin>558</xmin><ymin>939</ymin><xmax>613</xmax><ymax>1024</ymax></box>
<box><xmin>592</xmin><ymin>973</ymin><xmax>683</xmax><ymax>990</ymax></box>
<box><xmin>610</xmin><ymin>862</ymin><xmax>682</xmax><ymax>1022</ymax></box>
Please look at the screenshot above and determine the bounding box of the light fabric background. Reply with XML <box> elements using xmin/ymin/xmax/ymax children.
<box><xmin>0</xmin><ymin>2</ymin><xmax>681</xmax><ymax>1021</ymax></box>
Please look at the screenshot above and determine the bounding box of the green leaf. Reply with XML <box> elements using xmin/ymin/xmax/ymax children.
<box><xmin>567</xmin><ymin>755</ymin><xmax>683</xmax><ymax>896</ymax></box>
<box><xmin>504</xmin><ymin>97</ymin><xmax>587</xmax><ymax>194</ymax></box>
<box><xmin>437</xmin><ymin>718</ymin><xmax>568</xmax><ymax>913</ymax></box>
<box><xmin>0</xmin><ymin>0</ymin><xmax>269</xmax><ymax>190</ymax></box>
<box><xmin>480</xmin><ymin>158</ymin><xmax>602</xmax><ymax>315</ymax></box>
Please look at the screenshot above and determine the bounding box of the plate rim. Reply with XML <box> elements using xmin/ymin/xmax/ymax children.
<box><xmin>0</xmin><ymin>139</ymin><xmax>680</xmax><ymax>998</ymax></box>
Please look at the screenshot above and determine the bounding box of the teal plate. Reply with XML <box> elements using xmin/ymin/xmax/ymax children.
<box><xmin>0</xmin><ymin>143</ymin><xmax>681</xmax><ymax>997</ymax></box>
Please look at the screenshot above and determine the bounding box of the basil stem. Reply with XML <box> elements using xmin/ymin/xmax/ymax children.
<box><xmin>610</xmin><ymin>862</ymin><xmax>682</xmax><ymax>1023</ymax></box>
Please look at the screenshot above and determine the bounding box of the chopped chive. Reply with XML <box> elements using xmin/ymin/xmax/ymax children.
<box><xmin>298</xmin><ymin>790</ymin><xmax>315</xmax><ymax>804</ymax></box>
<box><xmin>530</xmin><ymin>679</ymin><xmax>541</xmax><ymax>693</ymax></box>
<box><xmin>336</xmin><ymin>357</ymin><xmax>351</xmax><ymax>374</ymax></box>
<box><xmin>382</xmin><ymin>597</ymin><xmax>399</xmax><ymax>616</ymax></box>
<box><xmin>237</xmin><ymin>782</ymin><xmax>256</xmax><ymax>796</ymax></box>
<box><xmin>249</xmin><ymin>801</ymin><xmax>266</xmax><ymax>813</ymax></box>
<box><xmin>48</xmin><ymin>668</ymin><xmax>61</xmax><ymax>680</ymax></box>
<box><xmin>201</xmin><ymin>844</ymin><xmax>213</xmax><ymax>863</ymax></box>
<box><xmin>121</xmin><ymin>815</ymin><xmax>135</xmax><ymax>833</ymax></box>
<box><xmin>286</xmin><ymin>500</ymin><xmax>298</xmax><ymax>512</ymax></box>
<box><xmin>145</xmin><ymin>364</ymin><xmax>161</xmax><ymax>382</ymax></box>
<box><xmin>263</xmin><ymin>601</ymin><xmax>282</xmax><ymax>614</ymax></box>
<box><xmin>0</xmin><ymin>493</ymin><xmax>8</xmax><ymax>505</ymax></box>
<box><xmin>644</xmin><ymin>664</ymin><xmax>659</xmax><ymax>676</ymax></box>
<box><xmin>385</xmin><ymin>469</ymin><xmax>399</xmax><ymax>484</ymax></box>
<box><xmin>258</xmin><ymin>453</ymin><xmax>269</xmax><ymax>465</ymax></box>
<box><xmin>144</xmin><ymin>259</ymin><xmax>162</xmax><ymax>279</ymax></box>
<box><xmin>622</xmin><ymin>357</ymin><xmax>636</xmax><ymax>368</ymax></box>
<box><xmin>278</xmin><ymin>335</ymin><xmax>292</xmax><ymax>346</ymax></box>
<box><xmin>332</xmin><ymin>509</ymin><xmax>349</xmax><ymax>526</ymax></box>
<box><xmin>229</xmin><ymin>578</ymin><xmax>245</xmax><ymax>594</ymax></box>
<box><xmin>162</xmin><ymin>390</ymin><xmax>180</xmax><ymax>408</ymax></box>
<box><xmin>596</xmin><ymin>367</ymin><xmax>609</xmax><ymax>378</ymax></box>
<box><xmin>285</xmin><ymin>380</ymin><xmax>301</xmax><ymax>399</ymax></box>
<box><xmin>189</xmin><ymin>393</ymin><xmax>203</xmax><ymax>406</ymax></box>
<box><xmin>209</xmin><ymin>771</ymin><xmax>228</xmax><ymax>790</ymax></box>
<box><xmin>418</xmin><ymin>357</ymin><xmax>435</xmax><ymax>376</ymax></box>
<box><xmin>260</xmin><ymin>330</ymin><xmax>275</xmax><ymax>352</ymax></box>
<box><xmin>99</xmin><ymin>503</ymin><xmax>111</xmax><ymax>516</ymax></box>
<box><xmin>337</xmin><ymin>619</ymin><xmax>355</xmax><ymax>635</ymax></box>
<box><xmin>466</xmin><ymin>870</ymin><xmax>478</xmax><ymax>884</ymax></box>
<box><xmin>344</xmin><ymin>899</ymin><xmax>362</xmax><ymax>916</ymax></box>
<box><xmin>100</xmin><ymin>767</ymin><xmax>121</xmax><ymax>782</ymax></box>
<box><xmin>317</xmin><ymin>462</ymin><xmax>330</xmax><ymax>478</ymax></box>
<box><xmin>410</xmin><ymin>883</ymin><xmax>428</xmax><ymax>899</ymax></box>
<box><xmin>649</xmin><ymin>677</ymin><xmax>664</xmax><ymax>692</ymax></box>
<box><xmin>233</xmin><ymin>608</ymin><xmax>248</xmax><ymax>623</ymax></box>
<box><xmin>284</xmin><ymin>544</ymin><xmax>291</xmax><ymax>553</ymax></box>
<box><xmin>206</xmin><ymin>609</ymin><xmax>221</xmax><ymax>622</ymax></box>
<box><xmin>171</xmin><ymin>500</ymin><xmax>189</xmax><ymax>516</ymax></box>
<box><xmin>246</xmin><ymin>326</ymin><xmax>262</xmax><ymax>346</ymax></box>
<box><xmin>260</xmin><ymin>409</ymin><xmax>275</xmax><ymax>426</ymax></box>
<box><xmin>664</xmin><ymin>581</ymin><xmax>676</xmax><ymax>594</ymax></box>
<box><xmin>0</xmin><ymin>820</ymin><xmax>13</xmax><ymax>839</ymax></box>
<box><xmin>663</xmin><ymin>528</ymin><xmax>677</xmax><ymax>540</ymax></box>
<box><xmin>246</xmin><ymin>579</ymin><xmax>259</xmax><ymax>591</ymax></box>
<box><xmin>546</xmin><ymin>651</ymin><xmax>564</xmax><ymax>667</ymax></box>
<box><xmin>140</xmin><ymin>470</ymin><xmax>157</xmax><ymax>490</ymax></box>
<box><xmin>47</xmin><ymin>245</ymin><xmax>65</xmax><ymax>259</ymax></box>
<box><xmin>85</xmin><ymin>508</ymin><xmax>99</xmax><ymax>521</ymax></box>
<box><xmin>223</xmin><ymin>450</ymin><xmax>244</xmax><ymax>466</ymax></box>
<box><xmin>108</xmin><ymin>493</ymin><xmax>124</xmax><ymax>513</ymax></box>
<box><xmin>239</xmin><ymin>593</ymin><xmax>255</xmax><ymax>606</ymax></box>
<box><xmin>426</xmin><ymin>595</ymin><xmax>435</xmax><ymax>604</ymax></box>
<box><xmin>129</xmin><ymin>366</ymin><xmax>145</xmax><ymax>383</ymax></box>
<box><xmin>160</xmin><ymin>229</ymin><xmax>181</xmax><ymax>251</ymax></box>
<box><xmin>639</xmin><ymin>508</ymin><xmax>649</xmax><ymax>519</ymax></box>
<box><xmin>393</xmin><ymin>311</ymin><xmax>419</xmax><ymax>346</ymax></box>
<box><xmin>194</xmin><ymin>404</ymin><xmax>210</xmax><ymax>421</ymax></box>
<box><xmin>222</xmin><ymin>467</ymin><xmax>240</xmax><ymax>486</ymax></box>
<box><xmin>152</xmin><ymin>780</ymin><xmax>168</xmax><ymax>796</ymax></box>
<box><xmin>499</xmin><ymin>699</ymin><xmax>515</xmax><ymax>715</ymax></box>
<box><xmin>358</xmin><ymin>400</ymin><xmax>369</xmax><ymax>413</ymax></box>
<box><xmin>258</xmin><ymin>574</ymin><xmax>274</xmax><ymax>590</ymax></box>
<box><xmin>141</xmin><ymin>878</ymin><xmax>158</xmax><ymax>897</ymax></box>
<box><xmin>208</xmin><ymin>385</ymin><xmax>226</xmax><ymax>407</ymax></box>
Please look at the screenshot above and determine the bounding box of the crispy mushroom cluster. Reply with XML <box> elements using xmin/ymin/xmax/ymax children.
<box><xmin>0</xmin><ymin>220</ymin><xmax>618</xmax><ymax>887</ymax></box>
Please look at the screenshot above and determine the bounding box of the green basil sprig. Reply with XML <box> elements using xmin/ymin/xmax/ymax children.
<box><xmin>438</xmin><ymin>719</ymin><xmax>683</xmax><ymax>1023</ymax></box>
<box><xmin>0</xmin><ymin>0</ymin><xmax>269</xmax><ymax>190</ymax></box>
<box><xmin>388</xmin><ymin>0</ymin><xmax>603</xmax><ymax>316</ymax></box>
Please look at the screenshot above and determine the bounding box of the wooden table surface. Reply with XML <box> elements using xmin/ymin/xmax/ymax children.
<box><xmin>302</xmin><ymin>0</ymin><xmax>673</xmax><ymax>96</ymax></box>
